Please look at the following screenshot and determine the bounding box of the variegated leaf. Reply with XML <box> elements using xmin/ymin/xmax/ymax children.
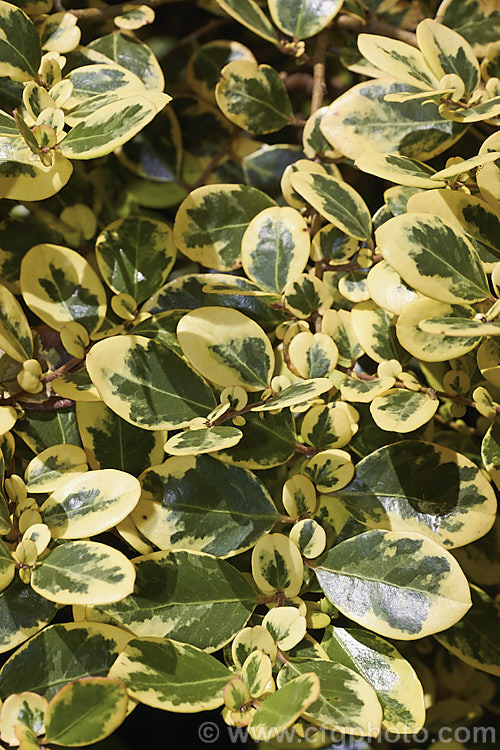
<box><xmin>0</xmin><ymin>577</ymin><xmax>57</xmax><ymax>655</ymax></box>
<box><xmin>31</xmin><ymin>541</ymin><xmax>136</xmax><ymax>605</ymax></box>
<box><xmin>263</xmin><ymin>607</ymin><xmax>306</xmax><ymax>651</ymax></box>
<box><xmin>248</xmin><ymin>673</ymin><xmax>320</xmax><ymax>741</ymax></box>
<box><xmin>44</xmin><ymin>678</ymin><xmax>128</xmax><ymax>746</ymax></box>
<box><xmin>75</xmin><ymin>400</ymin><xmax>165</xmax><ymax>475</ymax></box>
<box><xmin>164</xmin><ymin>426</ymin><xmax>243</xmax><ymax>456</ymax></box>
<box><xmin>177</xmin><ymin>307</ymin><xmax>274</xmax><ymax>392</ymax></box>
<box><xmin>0</xmin><ymin>538</ymin><xmax>15</xmax><ymax>594</ymax></box>
<box><xmin>320</xmin><ymin>79</ymin><xmax>465</xmax><ymax>161</ymax></box>
<box><xmin>315</xmin><ymin>529</ymin><xmax>471</xmax><ymax>639</ymax></box>
<box><xmin>133</xmin><ymin>454</ymin><xmax>278</xmax><ymax>557</ymax></box>
<box><xmin>375</xmin><ymin>213</ymin><xmax>489</xmax><ymax>304</ymax></box>
<box><xmin>216</xmin><ymin>0</ymin><xmax>279</xmax><ymax>45</ymax></box>
<box><xmin>241</xmin><ymin>207</ymin><xmax>310</xmax><ymax>293</ymax></box>
<box><xmin>0</xmin><ymin>143</ymin><xmax>73</xmax><ymax>201</ymax></box>
<box><xmin>337</xmin><ymin>440</ymin><xmax>496</xmax><ymax>549</ymax></box>
<box><xmin>0</xmin><ymin>0</ymin><xmax>41</xmax><ymax>81</ymax></box>
<box><xmin>20</xmin><ymin>244</ymin><xmax>107</xmax><ymax>334</ymax></box>
<box><xmin>173</xmin><ymin>184</ymin><xmax>275</xmax><ymax>272</ymax></box>
<box><xmin>62</xmin><ymin>63</ymin><xmax>147</xmax><ymax>124</ymax></box>
<box><xmin>60</xmin><ymin>93</ymin><xmax>171</xmax><ymax>160</ymax></box>
<box><xmin>396</xmin><ymin>298</ymin><xmax>479</xmax><ymax>362</ymax></box>
<box><xmin>277</xmin><ymin>658</ymin><xmax>382</xmax><ymax>735</ymax></box>
<box><xmin>0</xmin><ymin>282</ymin><xmax>32</xmax><ymax>362</ymax></box>
<box><xmin>252</xmin><ymin>379</ymin><xmax>332</xmax><ymax>412</ymax></box>
<box><xmin>0</xmin><ymin>691</ymin><xmax>47</xmax><ymax>745</ymax></box>
<box><xmin>86</xmin><ymin>549</ymin><xmax>257</xmax><ymax>651</ymax></box>
<box><xmin>86</xmin><ymin>334</ymin><xmax>216</xmax><ymax>430</ymax></box>
<box><xmin>417</xmin><ymin>18</ymin><xmax>480</xmax><ymax>96</ymax></box>
<box><xmin>40</xmin><ymin>469</ymin><xmax>141</xmax><ymax>539</ymax></box>
<box><xmin>0</xmin><ymin>622</ymin><xmax>131</xmax><ymax>698</ymax></box>
<box><xmin>251</xmin><ymin>533</ymin><xmax>304</xmax><ymax>597</ymax></box>
<box><xmin>301</xmin><ymin>403</ymin><xmax>353</xmax><ymax>449</ymax></box>
<box><xmin>407</xmin><ymin>189</ymin><xmax>500</xmax><ymax>266</ymax></box>
<box><xmin>215</xmin><ymin>60</ymin><xmax>293</xmax><ymax>134</ymax></box>
<box><xmin>438</xmin><ymin>0</ymin><xmax>500</xmax><ymax>56</ymax></box>
<box><xmin>288</xmin><ymin>331</ymin><xmax>338</xmax><ymax>379</ymax></box>
<box><xmin>434</xmin><ymin>585</ymin><xmax>500</xmax><ymax>677</ymax></box>
<box><xmin>355</xmin><ymin>153</ymin><xmax>445</xmax><ymax>188</ymax></box>
<box><xmin>25</xmin><ymin>444</ymin><xmax>88</xmax><ymax>493</ymax></box>
<box><xmin>322</xmin><ymin>627</ymin><xmax>425</xmax><ymax>732</ymax></box>
<box><xmin>109</xmin><ymin>637</ymin><xmax>233</xmax><ymax>711</ymax></box>
<box><xmin>358</xmin><ymin>33</ymin><xmax>439</xmax><ymax>90</ymax></box>
<box><xmin>283</xmin><ymin>274</ymin><xmax>333</xmax><ymax>319</ymax></box>
<box><xmin>370</xmin><ymin>389</ymin><xmax>438</xmax><ymax>433</ymax></box>
<box><xmin>366</xmin><ymin>261</ymin><xmax>417</xmax><ymax>316</ymax></box>
<box><xmin>268</xmin><ymin>0</ymin><xmax>343</xmax><ymax>39</ymax></box>
<box><xmin>89</xmin><ymin>31</ymin><xmax>164</xmax><ymax>91</ymax></box>
<box><xmin>95</xmin><ymin>216</ymin><xmax>176</xmax><ymax>303</ymax></box>
<box><xmin>290</xmin><ymin>172</ymin><xmax>372</xmax><ymax>240</ymax></box>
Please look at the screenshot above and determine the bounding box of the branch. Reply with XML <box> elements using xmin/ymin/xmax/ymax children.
<box><xmin>190</xmin><ymin>131</ymin><xmax>239</xmax><ymax>190</ymax></box>
<box><xmin>336</xmin><ymin>364</ymin><xmax>500</xmax><ymax>415</ymax></box>
<box><xmin>335</xmin><ymin>13</ymin><xmax>418</xmax><ymax>47</ymax></box>
<box><xmin>70</xmin><ymin>0</ymin><xmax>178</xmax><ymax>23</ymax></box>
<box><xmin>310</xmin><ymin>27</ymin><xmax>330</xmax><ymax>114</ymax></box>
<box><xmin>0</xmin><ymin>355</ymin><xmax>83</xmax><ymax>407</ymax></box>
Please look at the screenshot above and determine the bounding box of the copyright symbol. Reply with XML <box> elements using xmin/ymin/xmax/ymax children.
<box><xmin>198</xmin><ymin>722</ymin><xmax>220</xmax><ymax>743</ymax></box>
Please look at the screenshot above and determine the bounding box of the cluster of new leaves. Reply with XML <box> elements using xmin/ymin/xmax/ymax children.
<box><xmin>0</xmin><ymin>0</ymin><xmax>498</xmax><ymax>748</ymax></box>
<box><xmin>0</xmin><ymin>0</ymin><xmax>169</xmax><ymax>201</ymax></box>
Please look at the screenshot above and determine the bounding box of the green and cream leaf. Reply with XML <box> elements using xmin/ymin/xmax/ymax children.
<box><xmin>315</xmin><ymin>529</ymin><xmax>471</xmax><ymax>639</ymax></box>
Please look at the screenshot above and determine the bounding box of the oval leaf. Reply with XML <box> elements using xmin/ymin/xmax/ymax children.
<box><xmin>315</xmin><ymin>529</ymin><xmax>472</xmax><ymax>639</ymax></box>
<box><xmin>75</xmin><ymin>400</ymin><xmax>165</xmax><ymax>476</ymax></box>
<box><xmin>241</xmin><ymin>206</ymin><xmax>310</xmax><ymax>293</ymax></box>
<box><xmin>290</xmin><ymin>172</ymin><xmax>372</xmax><ymax>240</ymax></box>
<box><xmin>133</xmin><ymin>454</ymin><xmax>278</xmax><ymax>557</ymax></box>
<box><xmin>0</xmin><ymin>282</ymin><xmax>32</xmax><ymax>362</ymax></box>
<box><xmin>25</xmin><ymin>444</ymin><xmax>88</xmax><ymax>493</ymax></box>
<box><xmin>31</xmin><ymin>541</ymin><xmax>136</xmax><ymax>606</ymax></box>
<box><xmin>216</xmin><ymin>60</ymin><xmax>293</xmax><ymax>134</ymax></box>
<box><xmin>370</xmin><ymin>389</ymin><xmax>438</xmax><ymax>432</ymax></box>
<box><xmin>109</xmin><ymin>637</ymin><xmax>233</xmax><ymax>711</ymax></box>
<box><xmin>336</xmin><ymin>440</ymin><xmax>496</xmax><ymax>549</ymax></box>
<box><xmin>164</xmin><ymin>426</ymin><xmax>243</xmax><ymax>456</ymax></box>
<box><xmin>0</xmin><ymin>621</ymin><xmax>131</xmax><ymax>698</ymax></box>
<box><xmin>268</xmin><ymin>0</ymin><xmax>343</xmax><ymax>39</ymax></box>
<box><xmin>277</xmin><ymin>658</ymin><xmax>383</xmax><ymax>735</ymax></box>
<box><xmin>60</xmin><ymin>93</ymin><xmax>171</xmax><ymax>160</ymax></box>
<box><xmin>95</xmin><ymin>216</ymin><xmax>176</xmax><ymax>303</ymax></box>
<box><xmin>248</xmin><ymin>673</ymin><xmax>320</xmax><ymax>741</ymax></box>
<box><xmin>0</xmin><ymin>0</ymin><xmax>41</xmax><ymax>81</ymax></box>
<box><xmin>434</xmin><ymin>585</ymin><xmax>500</xmax><ymax>677</ymax></box>
<box><xmin>173</xmin><ymin>184</ymin><xmax>275</xmax><ymax>272</ymax></box>
<box><xmin>177</xmin><ymin>307</ymin><xmax>274</xmax><ymax>391</ymax></box>
<box><xmin>20</xmin><ymin>244</ymin><xmax>107</xmax><ymax>334</ymax></box>
<box><xmin>375</xmin><ymin>213</ymin><xmax>489</xmax><ymax>304</ymax></box>
<box><xmin>320</xmin><ymin>78</ymin><xmax>465</xmax><ymax>161</ymax></box>
<box><xmin>40</xmin><ymin>469</ymin><xmax>141</xmax><ymax>539</ymax></box>
<box><xmin>44</xmin><ymin>677</ymin><xmax>128</xmax><ymax>747</ymax></box>
<box><xmin>322</xmin><ymin>627</ymin><xmax>425</xmax><ymax>732</ymax></box>
<box><xmin>86</xmin><ymin>334</ymin><xmax>216</xmax><ymax>430</ymax></box>
<box><xmin>87</xmin><ymin>549</ymin><xmax>257</xmax><ymax>651</ymax></box>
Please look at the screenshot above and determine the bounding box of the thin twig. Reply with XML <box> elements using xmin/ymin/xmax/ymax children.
<box><xmin>335</xmin><ymin>13</ymin><xmax>418</xmax><ymax>47</ymax></box>
<box><xmin>190</xmin><ymin>131</ymin><xmax>238</xmax><ymax>189</ymax></box>
<box><xmin>336</xmin><ymin>364</ymin><xmax>500</xmax><ymax>415</ymax></box>
<box><xmin>161</xmin><ymin>18</ymin><xmax>229</xmax><ymax>58</ymax></box>
<box><xmin>71</xmin><ymin>0</ymin><xmax>178</xmax><ymax>23</ymax></box>
<box><xmin>0</xmin><ymin>356</ymin><xmax>83</xmax><ymax>407</ymax></box>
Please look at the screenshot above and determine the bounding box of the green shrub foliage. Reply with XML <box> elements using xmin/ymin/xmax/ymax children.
<box><xmin>0</xmin><ymin>0</ymin><xmax>498</xmax><ymax>747</ymax></box>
